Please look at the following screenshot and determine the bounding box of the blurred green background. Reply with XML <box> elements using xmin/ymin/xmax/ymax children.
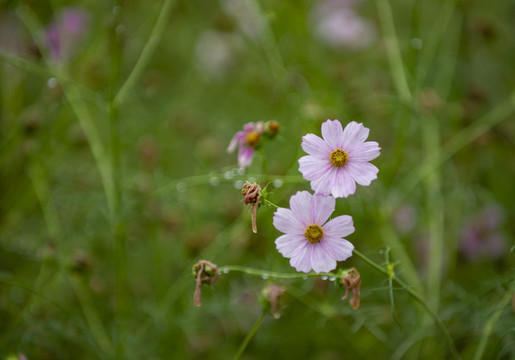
<box><xmin>0</xmin><ymin>0</ymin><xmax>514</xmax><ymax>359</ymax></box>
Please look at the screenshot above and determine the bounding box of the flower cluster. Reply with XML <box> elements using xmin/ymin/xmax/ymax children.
<box><xmin>226</xmin><ymin>119</ymin><xmax>379</xmax><ymax>273</ymax></box>
<box><xmin>227</xmin><ymin>120</ymin><xmax>280</xmax><ymax>168</ymax></box>
<box><xmin>273</xmin><ymin>119</ymin><xmax>380</xmax><ymax>273</ymax></box>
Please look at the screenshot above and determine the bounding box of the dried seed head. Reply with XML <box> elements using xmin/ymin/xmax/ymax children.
<box><xmin>192</xmin><ymin>260</ymin><xmax>219</xmax><ymax>307</ymax></box>
<box><xmin>242</xmin><ymin>182</ymin><xmax>260</xmax><ymax>205</ymax></box>
<box><xmin>261</xmin><ymin>284</ymin><xmax>286</xmax><ymax>319</ymax></box>
<box><xmin>340</xmin><ymin>268</ymin><xmax>361</xmax><ymax>309</ymax></box>
<box><xmin>241</xmin><ymin>182</ymin><xmax>261</xmax><ymax>233</ymax></box>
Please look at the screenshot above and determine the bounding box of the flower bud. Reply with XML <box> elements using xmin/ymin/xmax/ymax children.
<box><xmin>264</xmin><ymin>120</ymin><xmax>280</xmax><ymax>137</ymax></box>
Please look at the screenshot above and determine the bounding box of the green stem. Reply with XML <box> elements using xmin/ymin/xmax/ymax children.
<box><xmin>352</xmin><ymin>249</ymin><xmax>460</xmax><ymax>359</ymax></box>
<box><xmin>472</xmin><ymin>282</ymin><xmax>515</xmax><ymax>360</ymax></box>
<box><xmin>70</xmin><ymin>274</ymin><xmax>114</xmax><ymax>356</ymax></box>
<box><xmin>218</xmin><ymin>265</ymin><xmax>337</xmax><ymax>280</ymax></box>
<box><xmin>110</xmin><ymin>3</ymin><xmax>128</xmax><ymax>357</ymax></box>
<box><xmin>375</xmin><ymin>0</ymin><xmax>412</xmax><ymax>103</ymax></box>
<box><xmin>423</xmin><ymin>115</ymin><xmax>443</xmax><ymax>311</ymax></box>
<box><xmin>233</xmin><ymin>312</ymin><xmax>266</xmax><ymax>360</ymax></box>
<box><xmin>113</xmin><ymin>0</ymin><xmax>175</xmax><ymax>106</ymax></box>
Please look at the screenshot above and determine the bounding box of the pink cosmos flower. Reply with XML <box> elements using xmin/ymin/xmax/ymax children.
<box><xmin>273</xmin><ymin>191</ymin><xmax>355</xmax><ymax>273</ymax></box>
<box><xmin>227</xmin><ymin>122</ymin><xmax>264</xmax><ymax>168</ymax></box>
<box><xmin>299</xmin><ymin>119</ymin><xmax>380</xmax><ymax>198</ymax></box>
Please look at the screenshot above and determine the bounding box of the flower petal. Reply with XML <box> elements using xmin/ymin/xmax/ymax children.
<box><xmin>273</xmin><ymin>208</ymin><xmax>305</xmax><ymax>234</ymax></box>
<box><xmin>321</xmin><ymin>119</ymin><xmax>344</xmax><ymax>149</ymax></box>
<box><xmin>341</xmin><ymin>121</ymin><xmax>369</xmax><ymax>149</ymax></box>
<box><xmin>310</xmin><ymin>243</ymin><xmax>337</xmax><ymax>273</ymax></box>
<box><xmin>323</xmin><ymin>215</ymin><xmax>355</xmax><ymax>238</ymax></box>
<box><xmin>290</xmin><ymin>242</ymin><xmax>312</xmax><ymax>273</ymax></box>
<box><xmin>275</xmin><ymin>233</ymin><xmax>306</xmax><ymax>257</ymax></box>
<box><xmin>298</xmin><ymin>155</ymin><xmax>333</xmax><ymax>181</ymax></box>
<box><xmin>289</xmin><ymin>191</ymin><xmax>313</xmax><ymax>226</ymax></box>
<box><xmin>332</xmin><ymin>167</ymin><xmax>356</xmax><ymax>198</ymax></box>
<box><xmin>311</xmin><ymin>194</ymin><xmax>335</xmax><ymax>225</ymax></box>
<box><xmin>346</xmin><ymin>161</ymin><xmax>379</xmax><ymax>186</ymax></box>
<box><xmin>227</xmin><ymin>131</ymin><xmax>245</xmax><ymax>153</ymax></box>
<box><xmin>347</xmin><ymin>141</ymin><xmax>380</xmax><ymax>162</ymax></box>
<box><xmin>320</xmin><ymin>236</ymin><xmax>354</xmax><ymax>261</ymax></box>
<box><xmin>310</xmin><ymin>167</ymin><xmax>336</xmax><ymax>196</ymax></box>
<box><xmin>301</xmin><ymin>133</ymin><xmax>333</xmax><ymax>156</ymax></box>
<box><xmin>243</xmin><ymin>122</ymin><xmax>255</xmax><ymax>132</ymax></box>
<box><xmin>238</xmin><ymin>146</ymin><xmax>254</xmax><ymax>168</ymax></box>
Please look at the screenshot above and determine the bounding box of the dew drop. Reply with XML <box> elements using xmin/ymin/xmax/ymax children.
<box><xmin>273</xmin><ymin>313</ymin><xmax>281</xmax><ymax>319</ymax></box>
<box><xmin>410</xmin><ymin>38</ymin><xmax>422</xmax><ymax>50</ymax></box>
<box><xmin>329</xmin><ymin>277</ymin><xmax>336</xmax><ymax>282</ymax></box>
<box><xmin>237</xmin><ymin>167</ymin><xmax>245</xmax><ymax>175</ymax></box>
<box><xmin>47</xmin><ymin>77</ymin><xmax>58</xmax><ymax>89</ymax></box>
<box><xmin>248</xmin><ymin>177</ymin><xmax>256</xmax><ymax>183</ymax></box>
<box><xmin>321</xmin><ymin>276</ymin><xmax>328</xmax><ymax>281</ymax></box>
<box><xmin>233</xmin><ymin>180</ymin><xmax>244</xmax><ymax>189</ymax></box>
<box><xmin>209</xmin><ymin>176</ymin><xmax>220</xmax><ymax>186</ymax></box>
<box><xmin>224</xmin><ymin>171</ymin><xmax>234</xmax><ymax>180</ymax></box>
<box><xmin>261</xmin><ymin>274</ymin><xmax>269</xmax><ymax>280</ymax></box>
<box><xmin>302</xmin><ymin>276</ymin><xmax>308</xmax><ymax>280</ymax></box>
<box><xmin>223</xmin><ymin>269</ymin><xmax>230</xmax><ymax>274</ymax></box>
<box><xmin>176</xmin><ymin>182</ymin><xmax>187</xmax><ymax>193</ymax></box>
<box><xmin>273</xmin><ymin>179</ymin><xmax>284</xmax><ymax>188</ymax></box>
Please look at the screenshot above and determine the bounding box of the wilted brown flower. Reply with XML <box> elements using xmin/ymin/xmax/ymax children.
<box><xmin>340</xmin><ymin>268</ymin><xmax>361</xmax><ymax>309</ymax></box>
<box><xmin>261</xmin><ymin>284</ymin><xmax>286</xmax><ymax>319</ymax></box>
<box><xmin>192</xmin><ymin>260</ymin><xmax>219</xmax><ymax>307</ymax></box>
<box><xmin>242</xmin><ymin>182</ymin><xmax>260</xmax><ymax>233</ymax></box>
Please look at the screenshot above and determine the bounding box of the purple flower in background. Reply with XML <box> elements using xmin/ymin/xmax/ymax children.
<box><xmin>273</xmin><ymin>191</ymin><xmax>355</xmax><ymax>273</ymax></box>
<box><xmin>227</xmin><ymin>121</ymin><xmax>264</xmax><ymax>168</ymax></box>
<box><xmin>459</xmin><ymin>205</ymin><xmax>508</xmax><ymax>261</ymax></box>
<box><xmin>299</xmin><ymin>120</ymin><xmax>380</xmax><ymax>198</ymax></box>
<box><xmin>46</xmin><ymin>7</ymin><xmax>89</xmax><ymax>61</ymax></box>
<box><xmin>312</xmin><ymin>0</ymin><xmax>375</xmax><ymax>50</ymax></box>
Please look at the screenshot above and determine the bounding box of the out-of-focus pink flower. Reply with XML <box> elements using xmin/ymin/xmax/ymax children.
<box><xmin>312</xmin><ymin>0</ymin><xmax>375</xmax><ymax>50</ymax></box>
<box><xmin>299</xmin><ymin>120</ymin><xmax>380</xmax><ymax>198</ymax></box>
<box><xmin>459</xmin><ymin>205</ymin><xmax>507</xmax><ymax>261</ymax></box>
<box><xmin>46</xmin><ymin>7</ymin><xmax>89</xmax><ymax>61</ymax></box>
<box><xmin>273</xmin><ymin>191</ymin><xmax>355</xmax><ymax>273</ymax></box>
<box><xmin>227</xmin><ymin>121</ymin><xmax>264</xmax><ymax>168</ymax></box>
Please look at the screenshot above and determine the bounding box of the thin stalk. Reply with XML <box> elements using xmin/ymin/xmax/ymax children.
<box><xmin>17</xmin><ymin>6</ymin><xmax>116</xmax><ymax>216</ymax></box>
<box><xmin>218</xmin><ymin>265</ymin><xmax>336</xmax><ymax>280</ymax></box>
<box><xmin>423</xmin><ymin>115</ymin><xmax>443</xmax><ymax>310</ymax></box>
<box><xmin>110</xmin><ymin>2</ymin><xmax>128</xmax><ymax>357</ymax></box>
<box><xmin>375</xmin><ymin>0</ymin><xmax>412</xmax><ymax>103</ymax></box>
<box><xmin>472</xmin><ymin>282</ymin><xmax>515</xmax><ymax>360</ymax></box>
<box><xmin>386</xmin><ymin>89</ymin><xmax>515</xmax><ymax>214</ymax></box>
<box><xmin>70</xmin><ymin>274</ymin><xmax>114</xmax><ymax>356</ymax></box>
<box><xmin>352</xmin><ymin>249</ymin><xmax>460</xmax><ymax>359</ymax></box>
<box><xmin>113</xmin><ymin>0</ymin><xmax>175</xmax><ymax>106</ymax></box>
<box><xmin>233</xmin><ymin>312</ymin><xmax>266</xmax><ymax>360</ymax></box>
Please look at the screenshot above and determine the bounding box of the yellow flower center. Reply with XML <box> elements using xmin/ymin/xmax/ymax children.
<box><xmin>329</xmin><ymin>148</ymin><xmax>348</xmax><ymax>167</ymax></box>
<box><xmin>246</xmin><ymin>131</ymin><xmax>260</xmax><ymax>147</ymax></box>
<box><xmin>305</xmin><ymin>224</ymin><xmax>324</xmax><ymax>243</ymax></box>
